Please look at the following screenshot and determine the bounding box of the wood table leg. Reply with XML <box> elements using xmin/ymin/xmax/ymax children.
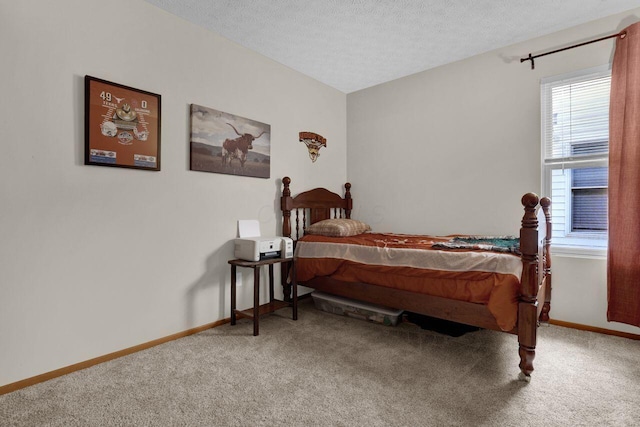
<box><xmin>292</xmin><ymin>261</ymin><xmax>298</xmax><ymax>321</ymax></box>
<box><xmin>253</xmin><ymin>266</ymin><xmax>260</xmax><ymax>336</ymax></box>
<box><xmin>231</xmin><ymin>264</ymin><xmax>237</xmax><ymax>326</ymax></box>
<box><xmin>269</xmin><ymin>264</ymin><xmax>274</xmax><ymax>303</ymax></box>
<box><xmin>281</xmin><ymin>263</ymin><xmax>291</xmax><ymax>302</ymax></box>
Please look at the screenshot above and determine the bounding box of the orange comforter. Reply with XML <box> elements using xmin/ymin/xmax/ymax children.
<box><xmin>295</xmin><ymin>233</ymin><xmax>523</xmax><ymax>331</ymax></box>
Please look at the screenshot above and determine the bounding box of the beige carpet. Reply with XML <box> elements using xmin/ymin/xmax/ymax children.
<box><xmin>1</xmin><ymin>298</ymin><xmax>639</xmax><ymax>426</ymax></box>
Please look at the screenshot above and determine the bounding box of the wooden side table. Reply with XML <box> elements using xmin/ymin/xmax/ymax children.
<box><xmin>229</xmin><ymin>257</ymin><xmax>297</xmax><ymax>336</ymax></box>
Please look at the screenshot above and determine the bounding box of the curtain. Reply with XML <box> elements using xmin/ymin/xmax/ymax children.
<box><xmin>608</xmin><ymin>22</ymin><xmax>640</xmax><ymax>327</ymax></box>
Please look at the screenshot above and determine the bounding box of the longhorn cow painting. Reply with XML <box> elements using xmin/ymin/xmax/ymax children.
<box><xmin>190</xmin><ymin>104</ymin><xmax>270</xmax><ymax>178</ymax></box>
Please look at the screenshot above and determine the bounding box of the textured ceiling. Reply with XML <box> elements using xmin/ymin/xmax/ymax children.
<box><xmin>144</xmin><ymin>0</ymin><xmax>640</xmax><ymax>93</ymax></box>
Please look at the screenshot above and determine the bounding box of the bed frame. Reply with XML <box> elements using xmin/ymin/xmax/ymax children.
<box><xmin>280</xmin><ymin>176</ymin><xmax>552</xmax><ymax>380</ymax></box>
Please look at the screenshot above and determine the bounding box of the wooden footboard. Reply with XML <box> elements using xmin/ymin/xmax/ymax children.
<box><xmin>281</xmin><ymin>176</ymin><xmax>551</xmax><ymax>380</ymax></box>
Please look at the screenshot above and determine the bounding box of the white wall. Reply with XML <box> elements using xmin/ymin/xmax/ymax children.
<box><xmin>347</xmin><ymin>9</ymin><xmax>640</xmax><ymax>335</ymax></box>
<box><xmin>0</xmin><ymin>0</ymin><xmax>347</xmax><ymax>387</ymax></box>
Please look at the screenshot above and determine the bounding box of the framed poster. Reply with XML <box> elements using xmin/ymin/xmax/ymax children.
<box><xmin>85</xmin><ymin>76</ymin><xmax>161</xmax><ymax>171</ymax></box>
<box><xmin>190</xmin><ymin>104</ymin><xmax>270</xmax><ymax>178</ymax></box>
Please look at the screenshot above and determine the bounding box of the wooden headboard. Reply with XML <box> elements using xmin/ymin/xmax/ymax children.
<box><xmin>280</xmin><ymin>176</ymin><xmax>352</xmax><ymax>240</ymax></box>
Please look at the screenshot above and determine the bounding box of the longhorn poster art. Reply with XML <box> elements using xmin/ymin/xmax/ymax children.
<box><xmin>190</xmin><ymin>104</ymin><xmax>270</xmax><ymax>179</ymax></box>
<box><xmin>84</xmin><ymin>76</ymin><xmax>161</xmax><ymax>171</ymax></box>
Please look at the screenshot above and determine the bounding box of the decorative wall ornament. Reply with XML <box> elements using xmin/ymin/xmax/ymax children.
<box><xmin>299</xmin><ymin>132</ymin><xmax>326</xmax><ymax>162</ymax></box>
<box><xmin>190</xmin><ymin>104</ymin><xmax>271</xmax><ymax>178</ymax></box>
<box><xmin>85</xmin><ymin>76</ymin><xmax>161</xmax><ymax>171</ymax></box>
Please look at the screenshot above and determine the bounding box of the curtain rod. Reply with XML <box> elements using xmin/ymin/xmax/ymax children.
<box><xmin>520</xmin><ymin>31</ymin><xmax>626</xmax><ymax>70</ymax></box>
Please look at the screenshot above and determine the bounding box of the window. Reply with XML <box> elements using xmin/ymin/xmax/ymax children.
<box><xmin>541</xmin><ymin>66</ymin><xmax>610</xmax><ymax>252</ymax></box>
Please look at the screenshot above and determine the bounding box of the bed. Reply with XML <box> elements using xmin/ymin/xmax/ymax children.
<box><xmin>280</xmin><ymin>176</ymin><xmax>552</xmax><ymax>381</ymax></box>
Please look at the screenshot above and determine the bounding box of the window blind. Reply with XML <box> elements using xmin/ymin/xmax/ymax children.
<box><xmin>542</xmin><ymin>69</ymin><xmax>610</xmax><ymax>167</ymax></box>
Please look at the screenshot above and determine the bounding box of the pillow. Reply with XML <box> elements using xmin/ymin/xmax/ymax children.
<box><xmin>305</xmin><ymin>219</ymin><xmax>371</xmax><ymax>237</ymax></box>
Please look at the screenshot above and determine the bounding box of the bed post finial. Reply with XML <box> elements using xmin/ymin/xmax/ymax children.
<box><xmin>283</xmin><ymin>176</ymin><xmax>291</xmax><ymax>196</ymax></box>
<box><xmin>521</xmin><ymin>193</ymin><xmax>539</xmax><ymax>222</ymax></box>
<box><xmin>345</xmin><ymin>182</ymin><xmax>352</xmax><ymax>219</ymax></box>
<box><xmin>281</xmin><ymin>177</ymin><xmax>292</xmax><ymax>238</ymax></box>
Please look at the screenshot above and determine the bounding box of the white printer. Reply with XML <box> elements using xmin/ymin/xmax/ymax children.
<box><xmin>234</xmin><ymin>236</ymin><xmax>294</xmax><ymax>261</ymax></box>
<box><xmin>234</xmin><ymin>220</ymin><xmax>294</xmax><ymax>262</ymax></box>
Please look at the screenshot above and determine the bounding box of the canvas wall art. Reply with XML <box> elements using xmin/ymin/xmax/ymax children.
<box><xmin>190</xmin><ymin>104</ymin><xmax>270</xmax><ymax>178</ymax></box>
